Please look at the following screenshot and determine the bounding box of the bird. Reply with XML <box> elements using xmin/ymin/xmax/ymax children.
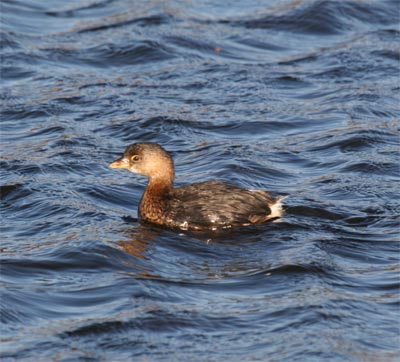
<box><xmin>109</xmin><ymin>142</ymin><xmax>286</xmax><ymax>231</ymax></box>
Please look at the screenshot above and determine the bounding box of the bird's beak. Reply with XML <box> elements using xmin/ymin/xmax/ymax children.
<box><xmin>109</xmin><ymin>157</ymin><xmax>130</xmax><ymax>169</ymax></box>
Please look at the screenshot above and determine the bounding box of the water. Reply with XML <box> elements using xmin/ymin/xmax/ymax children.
<box><xmin>1</xmin><ymin>0</ymin><xmax>399</xmax><ymax>361</ymax></box>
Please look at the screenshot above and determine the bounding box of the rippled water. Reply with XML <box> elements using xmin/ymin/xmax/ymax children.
<box><xmin>1</xmin><ymin>0</ymin><xmax>399</xmax><ymax>361</ymax></box>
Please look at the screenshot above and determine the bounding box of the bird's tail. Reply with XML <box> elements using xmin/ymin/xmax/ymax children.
<box><xmin>269</xmin><ymin>195</ymin><xmax>288</xmax><ymax>219</ymax></box>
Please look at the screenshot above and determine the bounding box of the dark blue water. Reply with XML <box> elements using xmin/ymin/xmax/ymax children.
<box><xmin>1</xmin><ymin>0</ymin><xmax>399</xmax><ymax>361</ymax></box>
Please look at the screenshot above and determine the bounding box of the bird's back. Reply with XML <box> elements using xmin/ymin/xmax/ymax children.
<box><xmin>165</xmin><ymin>180</ymin><xmax>281</xmax><ymax>230</ymax></box>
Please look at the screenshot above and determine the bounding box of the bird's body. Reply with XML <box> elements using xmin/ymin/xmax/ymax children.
<box><xmin>109</xmin><ymin>142</ymin><xmax>285</xmax><ymax>231</ymax></box>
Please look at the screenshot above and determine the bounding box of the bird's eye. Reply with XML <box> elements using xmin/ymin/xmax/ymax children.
<box><xmin>131</xmin><ymin>155</ymin><xmax>140</xmax><ymax>162</ymax></box>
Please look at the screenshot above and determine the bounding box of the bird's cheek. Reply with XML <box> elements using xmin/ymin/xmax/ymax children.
<box><xmin>129</xmin><ymin>165</ymin><xmax>139</xmax><ymax>173</ymax></box>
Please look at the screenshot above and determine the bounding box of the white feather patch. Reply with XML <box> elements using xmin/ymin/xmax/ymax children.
<box><xmin>269</xmin><ymin>196</ymin><xmax>288</xmax><ymax>219</ymax></box>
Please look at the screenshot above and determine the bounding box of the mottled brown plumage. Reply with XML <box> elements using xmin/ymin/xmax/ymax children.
<box><xmin>109</xmin><ymin>142</ymin><xmax>285</xmax><ymax>231</ymax></box>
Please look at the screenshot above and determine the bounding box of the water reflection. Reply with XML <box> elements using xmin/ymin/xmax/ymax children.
<box><xmin>117</xmin><ymin>225</ymin><xmax>154</xmax><ymax>260</ymax></box>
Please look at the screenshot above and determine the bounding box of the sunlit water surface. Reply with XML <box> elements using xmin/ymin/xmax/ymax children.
<box><xmin>1</xmin><ymin>0</ymin><xmax>399</xmax><ymax>361</ymax></box>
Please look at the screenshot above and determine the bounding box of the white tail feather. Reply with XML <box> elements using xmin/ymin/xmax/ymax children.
<box><xmin>269</xmin><ymin>196</ymin><xmax>288</xmax><ymax>219</ymax></box>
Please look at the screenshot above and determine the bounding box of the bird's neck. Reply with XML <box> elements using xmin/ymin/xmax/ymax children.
<box><xmin>139</xmin><ymin>177</ymin><xmax>173</xmax><ymax>222</ymax></box>
<box><xmin>146</xmin><ymin>177</ymin><xmax>173</xmax><ymax>199</ymax></box>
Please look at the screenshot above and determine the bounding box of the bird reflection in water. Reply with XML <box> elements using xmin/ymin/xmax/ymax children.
<box><xmin>115</xmin><ymin>224</ymin><xmax>158</xmax><ymax>278</ymax></box>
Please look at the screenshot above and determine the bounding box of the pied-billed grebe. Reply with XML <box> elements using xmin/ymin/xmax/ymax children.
<box><xmin>109</xmin><ymin>142</ymin><xmax>286</xmax><ymax>231</ymax></box>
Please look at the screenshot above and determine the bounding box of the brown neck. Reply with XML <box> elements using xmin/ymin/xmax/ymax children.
<box><xmin>146</xmin><ymin>176</ymin><xmax>173</xmax><ymax>198</ymax></box>
<box><xmin>139</xmin><ymin>177</ymin><xmax>173</xmax><ymax>220</ymax></box>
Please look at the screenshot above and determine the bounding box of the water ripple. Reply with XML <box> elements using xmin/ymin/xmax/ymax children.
<box><xmin>1</xmin><ymin>0</ymin><xmax>399</xmax><ymax>361</ymax></box>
